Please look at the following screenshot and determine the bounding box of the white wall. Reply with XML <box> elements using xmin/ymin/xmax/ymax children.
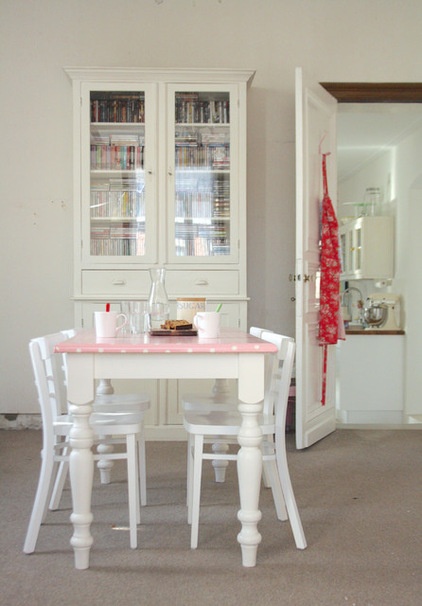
<box><xmin>2</xmin><ymin>0</ymin><xmax>422</xmax><ymax>414</ymax></box>
<box><xmin>394</xmin><ymin>128</ymin><xmax>422</xmax><ymax>416</ymax></box>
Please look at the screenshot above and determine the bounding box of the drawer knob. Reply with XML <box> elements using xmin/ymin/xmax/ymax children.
<box><xmin>112</xmin><ymin>280</ymin><xmax>127</xmax><ymax>286</ymax></box>
<box><xmin>194</xmin><ymin>279</ymin><xmax>209</xmax><ymax>286</ymax></box>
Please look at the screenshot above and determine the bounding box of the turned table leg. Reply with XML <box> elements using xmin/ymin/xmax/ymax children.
<box><xmin>236</xmin><ymin>354</ymin><xmax>264</xmax><ymax>567</ymax></box>
<box><xmin>67</xmin><ymin>354</ymin><xmax>95</xmax><ymax>570</ymax></box>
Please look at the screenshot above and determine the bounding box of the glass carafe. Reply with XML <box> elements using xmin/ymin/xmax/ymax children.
<box><xmin>147</xmin><ymin>267</ymin><xmax>170</xmax><ymax>330</ymax></box>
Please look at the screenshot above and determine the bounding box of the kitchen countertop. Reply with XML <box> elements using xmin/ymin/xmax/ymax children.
<box><xmin>345</xmin><ymin>326</ymin><xmax>405</xmax><ymax>335</ymax></box>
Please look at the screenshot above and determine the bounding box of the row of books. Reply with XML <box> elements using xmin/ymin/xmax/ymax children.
<box><xmin>91</xmin><ymin>95</ymin><xmax>145</xmax><ymax>123</ymax></box>
<box><xmin>175</xmin><ymin>222</ymin><xmax>229</xmax><ymax>239</ymax></box>
<box><xmin>175</xmin><ymin>129</ymin><xmax>230</xmax><ymax>145</ymax></box>
<box><xmin>91</xmin><ymin>92</ymin><xmax>230</xmax><ymax>124</ymax></box>
<box><xmin>175</xmin><ymin>94</ymin><xmax>229</xmax><ymax>124</ymax></box>
<box><xmin>90</xmin><ymin>230</ymin><xmax>146</xmax><ymax>256</ymax></box>
<box><xmin>90</xmin><ymin>190</ymin><xmax>146</xmax><ymax>218</ymax></box>
<box><xmin>175</xmin><ymin>144</ymin><xmax>230</xmax><ymax>169</ymax></box>
<box><xmin>175</xmin><ymin>193</ymin><xmax>230</xmax><ymax>219</ymax></box>
<box><xmin>90</xmin><ymin>234</ymin><xmax>229</xmax><ymax>258</ymax></box>
<box><xmin>90</xmin><ymin>146</ymin><xmax>230</xmax><ymax>171</ymax></box>
<box><xmin>175</xmin><ymin>176</ymin><xmax>230</xmax><ymax>197</ymax></box>
<box><xmin>175</xmin><ymin>236</ymin><xmax>231</xmax><ymax>257</ymax></box>
<box><xmin>91</xmin><ymin>144</ymin><xmax>144</xmax><ymax>170</ymax></box>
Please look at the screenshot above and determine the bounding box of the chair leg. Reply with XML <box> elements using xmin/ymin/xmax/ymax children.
<box><xmin>138</xmin><ymin>425</ymin><xmax>147</xmax><ymax>507</ymax></box>
<box><xmin>211</xmin><ymin>441</ymin><xmax>229</xmax><ymax>482</ymax></box>
<box><xmin>23</xmin><ymin>448</ymin><xmax>55</xmax><ymax>554</ymax></box>
<box><xmin>275</xmin><ymin>438</ymin><xmax>307</xmax><ymax>549</ymax></box>
<box><xmin>263</xmin><ymin>458</ymin><xmax>288</xmax><ymax>521</ymax></box>
<box><xmin>261</xmin><ymin>436</ymin><xmax>274</xmax><ymax>488</ymax></box>
<box><xmin>97</xmin><ymin>442</ymin><xmax>114</xmax><ymax>484</ymax></box>
<box><xmin>187</xmin><ymin>433</ymin><xmax>193</xmax><ymax>513</ymax></box>
<box><xmin>49</xmin><ymin>458</ymin><xmax>69</xmax><ymax>511</ymax></box>
<box><xmin>126</xmin><ymin>434</ymin><xmax>139</xmax><ymax>549</ymax></box>
<box><xmin>190</xmin><ymin>434</ymin><xmax>204</xmax><ymax>549</ymax></box>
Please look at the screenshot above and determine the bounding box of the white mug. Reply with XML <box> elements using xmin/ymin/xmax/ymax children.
<box><xmin>193</xmin><ymin>311</ymin><xmax>220</xmax><ymax>338</ymax></box>
<box><xmin>94</xmin><ymin>311</ymin><xmax>127</xmax><ymax>338</ymax></box>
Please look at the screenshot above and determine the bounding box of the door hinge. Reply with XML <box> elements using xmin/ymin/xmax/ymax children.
<box><xmin>289</xmin><ymin>273</ymin><xmax>313</xmax><ymax>282</ymax></box>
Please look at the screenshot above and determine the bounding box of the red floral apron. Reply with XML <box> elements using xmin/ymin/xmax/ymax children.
<box><xmin>319</xmin><ymin>154</ymin><xmax>345</xmax><ymax>404</ymax></box>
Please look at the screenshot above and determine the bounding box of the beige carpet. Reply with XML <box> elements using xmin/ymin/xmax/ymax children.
<box><xmin>1</xmin><ymin>429</ymin><xmax>421</xmax><ymax>605</ymax></box>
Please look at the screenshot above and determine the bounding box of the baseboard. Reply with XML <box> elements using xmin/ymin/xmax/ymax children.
<box><xmin>0</xmin><ymin>414</ymin><xmax>43</xmax><ymax>430</ymax></box>
<box><xmin>0</xmin><ymin>413</ymin><xmax>187</xmax><ymax>440</ymax></box>
<box><xmin>336</xmin><ymin>422</ymin><xmax>422</xmax><ymax>430</ymax></box>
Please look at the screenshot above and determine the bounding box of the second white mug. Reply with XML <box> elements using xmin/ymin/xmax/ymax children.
<box><xmin>193</xmin><ymin>311</ymin><xmax>220</xmax><ymax>338</ymax></box>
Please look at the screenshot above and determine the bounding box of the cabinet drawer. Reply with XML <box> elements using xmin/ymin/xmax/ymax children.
<box><xmin>82</xmin><ymin>270</ymin><xmax>150</xmax><ymax>295</ymax></box>
<box><xmin>165</xmin><ymin>271</ymin><xmax>239</xmax><ymax>295</ymax></box>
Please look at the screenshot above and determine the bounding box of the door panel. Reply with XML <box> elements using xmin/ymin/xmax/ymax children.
<box><xmin>295</xmin><ymin>67</ymin><xmax>337</xmax><ymax>449</ymax></box>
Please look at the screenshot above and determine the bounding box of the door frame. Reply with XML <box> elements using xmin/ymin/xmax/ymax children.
<box><xmin>295</xmin><ymin>81</ymin><xmax>421</xmax><ymax>448</ymax></box>
<box><xmin>320</xmin><ymin>82</ymin><xmax>422</xmax><ymax>103</ymax></box>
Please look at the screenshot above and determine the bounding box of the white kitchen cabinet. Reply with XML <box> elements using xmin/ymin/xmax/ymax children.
<box><xmin>66</xmin><ymin>67</ymin><xmax>255</xmax><ymax>438</ymax></box>
<box><xmin>336</xmin><ymin>334</ymin><xmax>404</xmax><ymax>424</ymax></box>
<box><xmin>339</xmin><ymin>216</ymin><xmax>394</xmax><ymax>280</ymax></box>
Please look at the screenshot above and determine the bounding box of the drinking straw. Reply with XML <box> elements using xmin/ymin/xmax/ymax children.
<box><xmin>215</xmin><ymin>303</ymin><xmax>222</xmax><ymax>313</ymax></box>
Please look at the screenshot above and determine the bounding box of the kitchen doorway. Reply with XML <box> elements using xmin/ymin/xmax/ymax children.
<box><xmin>321</xmin><ymin>82</ymin><xmax>422</xmax><ymax>424</ymax></box>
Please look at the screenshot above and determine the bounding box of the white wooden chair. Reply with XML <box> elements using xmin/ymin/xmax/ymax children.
<box><xmin>183</xmin><ymin>332</ymin><xmax>306</xmax><ymax>551</ymax></box>
<box><xmin>56</xmin><ymin>329</ymin><xmax>150</xmax><ymax>501</ymax></box>
<box><xmin>23</xmin><ymin>331</ymin><xmax>148</xmax><ymax>554</ymax></box>
<box><xmin>182</xmin><ymin>327</ymin><xmax>273</xmax><ymax>484</ymax></box>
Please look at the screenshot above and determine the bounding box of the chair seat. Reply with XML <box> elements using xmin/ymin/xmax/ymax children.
<box><xmin>94</xmin><ymin>392</ymin><xmax>150</xmax><ymax>413</ymax></box>
<box><xmin>54</xmin><ymin>411</ymin><xmax>145</xmax><ymax>434</ymax></box>
<box><xmin>183</xmin><ymin>410</ymin><xmax>275</xmax><ymax>437</ymax></box>
<box><xmin>182</xmin><ymin>394</ymin><xmax>238</xmax><ymax>413</ymax></box>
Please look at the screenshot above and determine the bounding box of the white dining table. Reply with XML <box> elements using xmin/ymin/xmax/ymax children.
<box><xmin>55</xmin><ymin>327</ymin><xmax>278</xmax><ymax>570</ymax></box>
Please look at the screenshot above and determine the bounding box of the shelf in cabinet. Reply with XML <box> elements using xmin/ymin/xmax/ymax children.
<box><xmin>175</xmin><ymin>217</ymin><xmax>230</xmax><ymax>223</ymax></box>
<box><xmin>91</xmin><ymin>216</ymin><xmax>145</xmax><ymax>222</ymax></box>
<box><xmin>175</xmin><ymin>122</ymin><xmax>230</xmax><ymax>127</ymax></box>
<box><xmin>91</xmin><ymin>122</ymin><xmax>145</xmax><ymax>127</ymax></box>
<box><xmin>175</xmin><ymin>168</ymin><xmax>230</xmax><ymax>174</ymax></box>
<box><xmin>91</xmin><ymin>170</ymin><xmax>145</xmax><ymax>177</ymax></box>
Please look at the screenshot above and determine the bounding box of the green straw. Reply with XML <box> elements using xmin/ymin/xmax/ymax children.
<box><xmin>215</xmin><ymin>303</ymin><xmax>223</xmax><ymax>313</ymax></box>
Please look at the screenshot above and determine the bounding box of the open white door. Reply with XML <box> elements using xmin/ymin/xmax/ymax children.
<box><xmin>295</xmin><ymin>67</ymin><xmax>338</xmax><ymax>449</ymax></box>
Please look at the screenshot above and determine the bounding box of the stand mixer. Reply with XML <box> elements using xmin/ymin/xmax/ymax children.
<box><xmin>363</xmin><ymin>294</ymin><xmax>401</xmax><ymax>331</ymax></box>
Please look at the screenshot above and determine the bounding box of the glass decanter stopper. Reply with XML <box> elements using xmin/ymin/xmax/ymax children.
<box><xmin>147</xmin><ymin>267</ymin><xmax>170</xmax><ymax>330</ymax></box>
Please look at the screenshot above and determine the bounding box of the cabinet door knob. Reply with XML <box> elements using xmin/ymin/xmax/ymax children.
<box><xmin>195</xmin><ymin>279</ymin><xmax>209</xmax><ymax>286</ymax></box>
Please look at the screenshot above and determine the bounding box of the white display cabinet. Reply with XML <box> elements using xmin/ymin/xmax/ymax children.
<box><xmin>339</xmin><ymin>216</ymin><xmax>394</xmax><ymax>280</ymax></box>
<box><xmin>65</xmin><ymin>67</ymin><xmax>255</xmax><ymax>438</ymax></box>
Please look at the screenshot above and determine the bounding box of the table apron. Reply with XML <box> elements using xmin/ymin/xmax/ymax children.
<box><xmin>66</xmin><ymin>352</ymin><xmax>265</xmax><ymax>405</ymax></box>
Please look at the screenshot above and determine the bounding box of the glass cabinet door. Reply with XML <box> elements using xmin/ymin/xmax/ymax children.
<box><xmin>354</xmin><ymin>225</ymin><xmax>362</xmax><ymax>272</ymax></box>
<box><xmin>167</xmin><ymin>84</ymin><xmax>239</xmax><ymax>263</ymax></box>
<box><xmin>340</xmin><ymin>231</ymin><xmax>348</xmax><ymax>275</ymax></box>
<box><xmin>81</xmin><ymin>83</ymin><xmax>157</xmax><ymax>264</ymax></box>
